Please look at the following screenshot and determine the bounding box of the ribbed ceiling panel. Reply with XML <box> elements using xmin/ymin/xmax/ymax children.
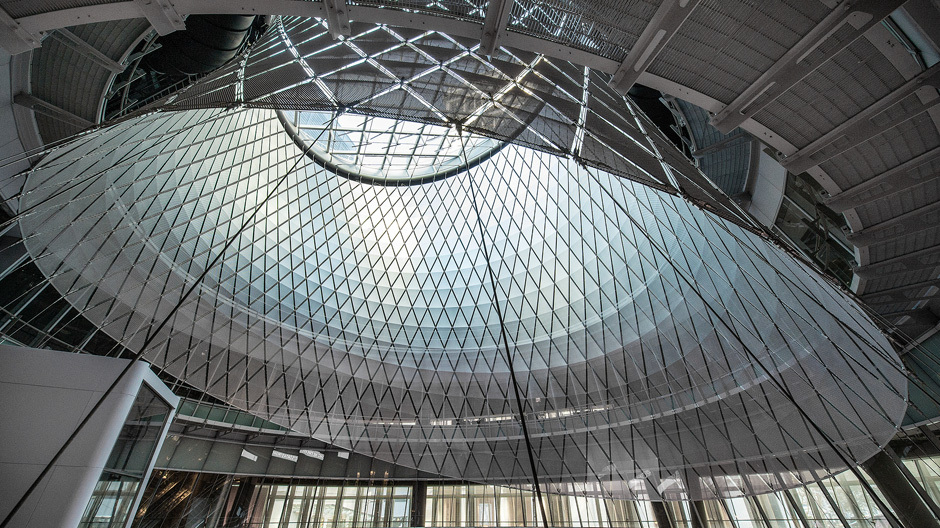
<box><xmin>32</xmin><ymin>114</ymin><xmax>83</xmax><ymax>147</ymax></box>
<box><xmin>870</xmin><ymin>228</ymin><xmax>940</xmax><ymax>263</ymax></box>
<box><xmin>508</xmin><ymin>0</ymin><xmax>658</xmax><ymax>62</ymax></box>
<box><xmin>0</xmin><ymin>0</ymin><xmax>119</xmax><ymax>18</ymax></box>
<box><xmin>28</xmin><ymin>19</ymin><xmax>150</xmax><ymax>143</ymax></box>
<box><xmin>697</xmin><ymin>142</ymin><xmax>751</xmax><ymax>196</ymax></box>
<box><xmin>678</xmin><ymin>100</ymin><xmax>723</xmax><ymax>146</ymax></box>
<box><xmin>70</xmin><ymin>18</ymin><xmax>149</xmax><ymax>61</ymax></box>
<box><xmin>756</xmin><ymin>38</ymin><xmax>903</xmax><ymax>149</ymax></box>
<box><xmin>673</xmin><ymin>99</ymin><xmax>751</xmax><ymax>196</ymax></box>
<box><xmin>855</xmin><ymin>178</ymin><xmax>940</xmax><ymax>227</ymax></box>
<box><xmin>29</xmin><ymin>40</ymin><xmax>108</xmax><ymax>139</ymax></box>
<box><xmin>822</xmin><ymin>113</ymin><xmax>940</xmax><ymax>190</ymax></box>
<box><xmin>648</xmin><ymin>0</ymin><xmax>828</xmax><ymax>105</ymax></box>
<box><xmin>863</xmin><ymin>268</ymin><xmax>939</xmax><ymax>295</ymax></box>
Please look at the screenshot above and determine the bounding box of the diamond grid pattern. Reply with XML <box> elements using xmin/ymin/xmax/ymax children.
<box><xmin>17</xmin><ymin>101</ymin><xmax>907</xmax><ymax>500</ymax></box>
<box><xmin>163</xmin><ymin>18</ymin><xmax>699</xmax><ymax>207</ymax></box>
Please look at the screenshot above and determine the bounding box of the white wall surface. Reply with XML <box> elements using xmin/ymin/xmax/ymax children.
<box><xmin>747</xmin><ymin>147</ymin><xmax>788</xmax><ymax>228</ymax></box>
<box><xmin>0</xmin><ymin>346</ymin><xmax>169</xmax><ymax>528</ymax></box>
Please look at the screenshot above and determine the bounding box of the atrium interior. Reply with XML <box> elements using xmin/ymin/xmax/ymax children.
<box><xmin>1</xmin><ymin>1</ymin><xmax>940</xmax><ymax>528</ymax></box>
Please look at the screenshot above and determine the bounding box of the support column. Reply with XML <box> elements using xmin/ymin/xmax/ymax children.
<box><xmin>816</xmin><ymin>482</ymin><xmax>852</xmax><ymax>528</ymax></box>
<box><xmin>684</xmin><ymin>472</ymin><xmax>708</xmax><ymax>528</ymax></box>
<box><xmin>221</xmin><ymin>477</ymin><xmax>256</xmax><ymax>528</ymax></box>
<box><xmin>411</xmin><ymin>482</ymin><xmax>427</xmax><ymax>527</ymax></box>
<box><xmin>651</xmin><ymin>501</ymin><xmax>674</xmax><ymax>528</ymax></box>
<box><xmin>863</xmin><ymin>450</ymin><xmax>940</xmax><ymax>528</ymax></box>
<box><xmin>689</xmin><ymin>500</ymin><xmax>708</xmax><ymax>528</ymax></box>
<box><xmin>782</xmin><ymin>489</ymin><xmax>812</xmax><ymax>528</ymax></box>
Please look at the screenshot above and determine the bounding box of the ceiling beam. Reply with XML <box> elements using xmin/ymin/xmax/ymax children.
<box><xmin>134</xmin><ymin>0</ymin><xmax>185</xmax><ymax>35</ymax></box>
<box><xmin>855</xmin><ymin>245</ymin><xmax>940</xmax><ymax>279</ymax></box>
<box><xmin>900</xmin><ymin>1</ymin><xmax>940</xmax><ymax>59</ymax></box>
<box><xmin>323</xmin><ymin>0</ymin><xmax>350</xmax><ymax>40</ymax></box>
<box><xmin>847</xmin><ymin>199</ymin><xmax>940</xmax><ymax>247</ymax></box>
<box><xmin>479</xmin><ymin>0</ymin><xmax>512</xmax><ymax>57</ymax></box>
<box><xmin>827</xmin><ymin>145</ymin><xmax>940</xmax><ymax>213</ymax></box>
<box><xmin>608</xmin><ymin>0</ymin><xmax>701</xmax><ymax>96</ymax></box>
<box><xmin>13</xmin><ymin>92</ymin><xmax>93</xmax><ymax>129</ymax></box>
<box><xmin>0</xmin><ymin>6</ymin><xmax>41</xmax><ymax>55</ymax></box>
<box><xmin>782</xmin><ymin>61</ymin><xmax>940</xmax><ymax>174</ymax></box>
<box><xmin>47</xmin><ymin>29</ymin><xmax>124</xmax><ymax>73</ymax></box>
<box><xmin>691</xmin><ymin>133</ymin><xmax>749</xmax><ymax>158</ymax></box>
<box><xmin>710</xmin><ymin>0</ymin><xmax>905</xmax><ymax>134</ymax></box>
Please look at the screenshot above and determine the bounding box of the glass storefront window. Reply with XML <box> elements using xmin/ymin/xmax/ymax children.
<box><xmin>424</xmin><ymin>484</ymin><xmax>656</xmax><ymax>527</ymax></box>
<box><xmin>233</xmin><ymin>483</ymin><xmax>413</xmax><ymax>528</ymax></box>
<box><xmin>141</xmin><ymin>456</ymin><xmax>940</xmax><ymax>528</ymax></box>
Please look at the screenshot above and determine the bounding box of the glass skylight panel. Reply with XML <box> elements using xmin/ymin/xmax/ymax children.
<box><xmin>288</xmin><ymin>110</ymin><xmax>501</xmax><ymax>184</ymax></box>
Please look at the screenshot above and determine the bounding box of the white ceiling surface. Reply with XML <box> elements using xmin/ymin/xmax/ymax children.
<box><xmin>2</xmin><ymin>0</ymin><xmax>939</xmax><ymax>340</ymax></box>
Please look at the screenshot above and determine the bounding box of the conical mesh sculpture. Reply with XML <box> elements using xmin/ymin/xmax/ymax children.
<box><xmin>14</xmin><ymin>17</ymin><xmax>907</xmax><ymax>501</ymax></box>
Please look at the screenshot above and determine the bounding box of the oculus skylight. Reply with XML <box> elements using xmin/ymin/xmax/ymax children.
<box><xmin>282</xmin><ymin>110</ymin><xmax>502</xmax><ymax>184</ymax></box>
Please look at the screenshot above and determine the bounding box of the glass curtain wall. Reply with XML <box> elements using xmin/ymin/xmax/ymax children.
<box><xmin>234</xmin><ymin>484</ymin><xmax>412</xmax><ymax>528</ymax></box>
<box><xmin>424</xmin><ymin>485</ymin><xmax>659</xmax><ymax>527</ymax></box>
<box><xmin>133</xmin><ymin>454</ymin><xmax>940</xmax><ymax>528</ymax></box>
<box><xmin>682</xmin><ymin>468</ymin><xmax>892</xmax><ymax>528</ymax></box>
